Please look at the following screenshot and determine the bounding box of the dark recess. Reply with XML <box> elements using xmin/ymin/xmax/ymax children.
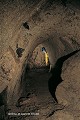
<box><xmin>48</xmin><ymin>49</ymin><xmax>80</xmax><ymax>103</ymax></box>
<box><xmin>23</xmin><ymin>22</ymin><xmax>29</xmax><ymax>30</ymax></box>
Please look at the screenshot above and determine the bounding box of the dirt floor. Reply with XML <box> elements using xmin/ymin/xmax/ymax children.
<box><xmin>6</xmin><ymin>68</ymin><xmax>64</xmax><ymax>120</ymax></box>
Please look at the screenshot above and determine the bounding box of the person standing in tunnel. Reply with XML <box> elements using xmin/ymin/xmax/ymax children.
<box><xmin>42</xmin><ymin>47</ymin><xmax>49</xmax><ymax>66</ymax></box>
<box><xmin>42</xmin><ymin>47</ymin><xmax>51</xmax><ymax>71</ymax></box>
<box><xmin>48</xmin><ymin>49</ymin><xmax>80</xmax><ymax>103</ymax></box>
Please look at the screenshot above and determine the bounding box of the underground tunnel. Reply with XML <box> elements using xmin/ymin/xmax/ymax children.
<box><xmin>0</xmin><ymin>0</ymin><xmax>80</xmax><ymax>120</ymax></box>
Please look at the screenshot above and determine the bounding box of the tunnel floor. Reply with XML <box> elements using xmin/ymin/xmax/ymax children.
<box><xmin>7</xmin><ymin>68</ymin><xmax>64</xmax><ymax>120</ymax></box>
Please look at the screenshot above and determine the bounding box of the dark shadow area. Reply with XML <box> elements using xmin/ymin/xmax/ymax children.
<box><xmin>0</xmin><ymin>95</ymin><xmax>4</xmax><ymax>106</ymax></box>
<box><xmin>48</xmin><ymin>49</ymin><xmax>80</xmax><ymax>103</ymax></box>
<box><xmin>23</xmin><ymin>22</ymin><xmax>29</xmax><ymax>30</ymax></box>
<box><xmin>0</xmin><ymin>88</ymin><xmax>7</xmax><ymax>120</ymax></box>
<box><xmin>29</xmin><ymin>66</ymin><xmax>50</xmax><ymax>72</ymax></box>
<box><xmin>61</xmin><ymin>0</ymin><xmax>67</xmax><ymax>7</ymax></box>
<box><xmin>16</xmin><ymin>44</ymin><xmax>25</xmax><ymax>58</ymax></box>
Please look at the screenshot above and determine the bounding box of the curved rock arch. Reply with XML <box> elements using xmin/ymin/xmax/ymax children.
<box><xmin>8</xmin><ymin>33</ymin><xmax>74</xmax><ymax>106</ymax></box>
<box><xmin>1</xmin><ymin>1</ymin><xmax>80</xmax><ymax>114</ymax></box>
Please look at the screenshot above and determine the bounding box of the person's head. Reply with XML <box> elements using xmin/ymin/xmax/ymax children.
<box><xmin>42</xmin><ymin>47</ymin><xmax>47</xmax><ymax>53</ymax></box>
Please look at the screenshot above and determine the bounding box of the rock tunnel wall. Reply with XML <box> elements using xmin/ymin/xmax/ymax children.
<box><xmin>0</xmin><ymin>0</ymin><xmax>80</xmax><ymax>115</ymax></box>
<box><xmin>29</xmin><ymin>44</ymin><xmax>46</xmax><ymax>68</ymax></box>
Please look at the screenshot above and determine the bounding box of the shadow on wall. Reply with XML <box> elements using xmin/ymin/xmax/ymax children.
<box><xmin>48</xmin><ymin>49</ymin><xmax>80</xmax><ymax>103</ymax></box>
<box><xmin>0</xmin><ymin>88</ymin><xmax>7</xmax><ymax>119</ymax></box>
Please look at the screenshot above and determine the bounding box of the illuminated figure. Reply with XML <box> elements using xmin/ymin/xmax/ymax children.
<box><xmin>42</xmin><ymin>47</ymin><xmax>49</xmax><ymax>66</ymax></box>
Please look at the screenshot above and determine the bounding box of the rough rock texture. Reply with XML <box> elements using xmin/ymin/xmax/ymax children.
<box><xmin>29</xmin><ymin>44</ymin><xmax>46</xmax><ymax>68</ymax></box>
<box><xmin>0</xmin><ymin>0</ymin><xmax>80</xmax><ymax>119</ymax></box>
<box><xmin>56</xmin><ymin>53</ymin><xmax>80</xmax><ymax>120</ymax></box>
<box><xmin>53</xmin><ymin>111</ymin><xmax>74</xmax><ymax>120</ymax></box>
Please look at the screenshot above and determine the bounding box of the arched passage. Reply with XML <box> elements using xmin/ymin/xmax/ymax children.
<box><xmin>28</xmin><ymin>44</ymin><xmax>50</xmax><ymax>69</ymax></box>
<box><xmin>1</xmin><ymin>0</ymin><xmax>80</xmax><ymax>119</ymax></box>
<box><xmin>17</xmin><ymin>36</ymin><xmax>74</xmax><ymax>105</ymax></box>
<box><xmin>7</xmin><ymin>35</ymin><xmax>73</xmax><ymax>105</ymax></box>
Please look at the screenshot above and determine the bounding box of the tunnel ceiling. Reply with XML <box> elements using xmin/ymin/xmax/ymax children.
<box><xmin>1</xmin><ymin>0</ymin><xmax>80</xmax><ymax>75</ymax></box>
